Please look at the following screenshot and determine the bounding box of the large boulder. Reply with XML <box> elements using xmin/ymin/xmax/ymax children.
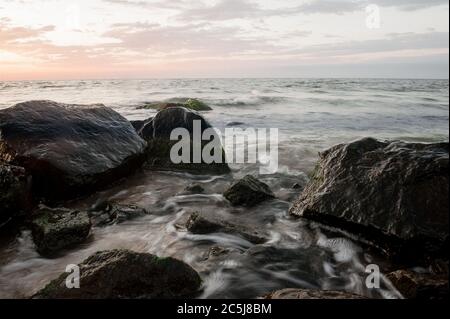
<box><xmin>0</xmin><ymin>101</ymin><xmax>147</xmax><ymax>200</ymax></box>
<box><xmin>186</xmin><ymin>212</ymin><xmax>267</xmax><ymax>244</ymax></box>
<box><xmin>224</xmin><ymin>175</ymin><xmax>275</xmax><ymax>207</ymax></box>
<box><xmin>290</xmin><ymin>138</ymin><xmax>449</xmax><ymax>263</ymax></box>
<box><xmin>0</xmin><ymin>163</ymin><xmax>31</xmax><ymax>223</ymax></box>
<box><xmin>34</xmin><ymin>249</ymin><xmax>202</xmax><ymax>299</ymax></box>
<box><xmin>137</xmin><ymin>107</ymin><xmax>229</xmax><ymax>174</ymax></box>
<box><xmin>264</xmin><ymin>288</ymin><xmax>366</xmax><ymax>299</ymax></box>
<box><xmin>30</xmin><ymin>206</ymin><xmax>92</xmax><ymax>257</ymax></box>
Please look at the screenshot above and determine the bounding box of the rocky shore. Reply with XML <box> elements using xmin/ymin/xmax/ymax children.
<box><xmin>0</xmin><ymin>100</ymin><xmax>448</xmax><ymax>299</ymax></box>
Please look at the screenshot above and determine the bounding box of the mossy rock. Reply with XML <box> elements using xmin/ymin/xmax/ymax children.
<box><xmin>139</xmin><ymin>99</ymin><xmax>212</xmax><ymax>111</ymax></box>
<box><xmin>30</xmin><ymin>206</ymin><xmax>91</xmax><ymax>257</ymax></box>
<box><xmin>33</xmin><ymin>249</ymin><xmax>202</xmax><ymax>299</ymax></box>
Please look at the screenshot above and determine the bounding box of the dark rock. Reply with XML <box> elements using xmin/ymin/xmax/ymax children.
<box><xmin>186</xmin><ymin>212</ymin><xmax>267</xmax><ymax>244</ymax></box>
<box><xmin>89</xmin><ymin>202</ymin><xmax>148</xmax><ymax>227</ymax></box>
<box><xmin>290</xmin><ymin>138</ymin><xmax>449</xmax><ymax>263</ymax></box>
<box><xmin>130</xmin><ymin>117</ymin><xmax>153</xmax><ymax>134</ymax></box>
<box><xmin>387</xmin><ymin>270</ymin><xmax>449</xmax><ymax>300</ymax></box>
<box><xmin>139</xmin><ymin>99</ymin><xmax>212</xmax><ymax>111</ymax></box>
<box><xmin>0</xmin><ymin>101</ymin><xmax>147</xmax><ymax>200</ymax></box>
<box><xmin>292</xmin><ymin>183</ymin><xmax>302</xmax><ymax>189</ymax></box>
<box><xmin>30</xmin><ymin>206</ymin><xmax>91</xmax><ymax>257</ymax></box>
<box><xmin>224</xmin><ymin>175</ymin><xmax>275</xmax><ymax>207</ymax></box>
<box><xmin>34</xmin><ymin>249</ymin><xmax>202</xmax><ymax>299</ymax></box>
<box><xmin>226</xmin><ymin>121</ymin><xmax>245</xmax><ymax>127</ymax></box>
<box><xmin>202</xmin><ymin>246</ymin><xmax>232</xmax><ymax>261</ymax></box>
<box><xmin>139</xmin><ymin>107</ymin><xmax>230</xmax><ymax>174</ymax></box>
<box><xmin>182</xmin><ymin>183</ymin><xmax>205</xmax><ymax>195</ymax></box>
<box><xmin>264</xmin><ymin>288</ymin><xmax>367</xmax><ymax>299</ymax></box>
<box><xmin>0</xmin><ymin>163</ymin><xmax>31</xmax><ymax>223</ymax></box>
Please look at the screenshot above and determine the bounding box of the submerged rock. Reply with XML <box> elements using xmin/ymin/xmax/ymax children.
<box><xmin>89</xmin><ymin>202</ymin><xmax>148</xmax><ymax>227</ymax></box>
<box><xmin>139</xmin><ymin>99</ymin><xmax>212</xmax><ymax>111</ymax></box>
<box><xmin>30</xmin><ymin>206</ymin><xmax>91</xmax><ymax>257</ymax></box>
<box><xmin>224</xmin><ymin>175</ymin><xmax>275</xmax><ymax>207</ymax></box>
<box><xmin>138</xmin><ymin>107</ymin><xmax>230</xmax><ymax>174</ymax></box>
<box><xmin>34</xmin><ymin>249</ymin><xmax>202</xmax><ymax>299</ymax></box>
<box><xmin>0</xmin><ymin>101</ymin><xmax>147</xmax><ymax>200</ymax></box>
<box><xmin>290</xmin><ymin>138</ymin><xmax>449</xmax><ymax>263</ymax></box>
<box><xmin>0</xmin><ymin>163</ymin><xmax>31</xmax><ymax>223</ymax></box>
<box><xmin>387</xmin><ymin>270</ymin><xmax>449</xmax><ymax>300</ymax></box>
<box><xmin>186</xmin><ymin>212</ymin><xmax>267</xmax><ymax>244</ymax></box>
<box><xmin>181</xmin><ymin>183</ymin><xmax>205</xmax><ymax>195</ymax></box>
<box><xmin>265</xmin><ymin>288</ymin><xmax>366</xmax><ymax>299</ymax></box>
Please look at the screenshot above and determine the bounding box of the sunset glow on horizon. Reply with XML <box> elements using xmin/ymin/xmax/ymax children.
<box><xmin>0</xmin><ymin>0</ymin><xmax>449</xmax><ymax>81</ymax></box>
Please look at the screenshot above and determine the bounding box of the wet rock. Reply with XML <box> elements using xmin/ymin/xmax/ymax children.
<box><xmin>0</xmin><ymin>163</ymin><xmax>31</xmax><ymax>223</ymax></box>
<box><xmin>292</xmin><ymin>183</ymin><xmax>302</xmax><ymax>189</ymax></box>
<box><xmin>387</xmin><ymin>270</ymin><xmax>449</xmax><ymax>300</ymax></box>
<box><xmin>224</xmin><ymin>175</ymin><xmax>275</xmax><ymax>207</ymax></box>
<box><xmin>0</xmin><ymin>101</ymin><xmax>147</xmax><ymax>200</ymax></box>
<box><xmin>34</xmin><ymin>249</ymin><xmax>202</xmax><ymax>299</ymax></box>
<box><xmin>226</xmin><ymin>121</ymin><xmax>245</xmax><ymax>127</ymax></box>
<box><xmin>181</xmin><ymin>183</ymin><xmax>205</xmax><ymax>195</ymax></box>
<box><xmin>202</xmin><ymin>246</ymin><xmax>232</xmax><ymax>261</ymax></box>
<box><xmin>139</xmin><ymin>99</ymin><xmax>212</xmax><ymax>111</ymax></box>
<box><xmin>184</xmin><ymin>99</ymin><xmax>212</xmax><ymax>111</ymax></box>
<box><xmin>30</xmin><ymin>206</ymin><xmax>91</xmax><ymax>257</ymax></box>
<box><xmin>264</xmin><ymin>288</ymin><xmax>367</xmax><ymax>299</ymax></box>
<box><xmin>290</xmin><ymin>138</ymin><xmax>449</xmax><ymax>263</ymax></box>
<box><xmin>89</xmin><ymin>202</ymin><xmax>148</xmax><ymax>227</ymax></box>
<box><xmin>130</xmin><ymin>117</ymin><xmax>153</xmax><ymax>134</ymax></box>
<box><xmin>186</xmin><ymin>212</ymin><xmax>267</xmax><ymax>244</ymax></box>
<box><xmin>140</xmin><ymin>107</ymin><xmax>230</xmax><ymax>174</ymax></box>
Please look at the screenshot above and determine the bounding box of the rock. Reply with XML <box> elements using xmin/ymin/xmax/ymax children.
<box><xmin>89</xmin><ymin>202</ymin><xmax>148</xmax><ymax>227</ymax></box>
<box><xmin>130</xmin><ymin>117</ymin><xmax>153</xmax><ymax>134</ymax></box>
<box><xmin>226</xmin><ymin>121</ymin><xmax>245</xmax><ymax>127</ymax></box>
<box><xmin>34</xmin><ymin>249</ymin><xmax>202</xmax><ymax>299</ymax></box>
<box><xmin>387</xmin><ymin>270</ymin><xmax>449</xmax><ymax>300</ymax></box>
<box><xmin>264</xmin><ymin>288</ymin><xmax>367</xmax><ymax>299</ymax></box>
<box><xmin>184</xmin><ymin>99</ymin><xmax>212</xmax><ymax>111</ymax></box>
<box><xmin>0</xmin><ymin>101</ymin><xmax>147</xmax><ymax>200</ymax></box>
<box><xmin>182</xmin><ymin>183</ymin><xmax>205</xmax><ymax>195</ymax></box>
<box><xmin>186</xmin><ymin>212</ymin><xmax>267</xmax><ymax>244</ymax></box>
<box><xmin>139</xmin><ymin>99</ymin><xmax>212</xmax><ymax>111</ymax></box>
<box><xmin>30</xmin><ymin>206</ymin><xmax>91</xmax><ymax>257</ymax></box>
<box><xmin>292</xmin><ymin>183</ymin><xmax>302</xmax><ymax>189</ymax></box>
<box><xmin>0</xmin><ymin>163</ymin><xmax>31</xmax><ymax>223</ymax></box>
<box><xmin>290</xmin><ymin>138</ymin><xmax>449</xmax><ymax>263</ymax></box>
<box><xmin>224</xmin><ymin>175</ymin><xmax>275</xmax><ymax>207</ymax></box>
<box><xmin>202</xmin><ymin>246</ymin><xmax>232</xmax><ymax>261</ymax></box>
<box><xmin>139</xmin><ymin>107</ymin><xmax>230</xmax><ymax>174</ymax></box>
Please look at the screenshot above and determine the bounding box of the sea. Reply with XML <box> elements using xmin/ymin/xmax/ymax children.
<box><xmin>0</xmin><ymin>78</ymin><xmax>448</xmax><ymax>298</ymax></box>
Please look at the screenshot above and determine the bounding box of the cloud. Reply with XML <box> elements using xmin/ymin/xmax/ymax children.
<box><xmin>0</xmin><ymin>20</ymin><xmax>54</xmax><ymax>44</ymax></box>
<box><xmin>293</xmin><ymin>0</ymin><xmax>449</xmax><ymax>15</ymax></box>
<box><xmin>282</xmin><ymin>31</ymin><xmax>450</xmax><ymax>60</ymax></box>
<box><xmin>103</xmin><ymin>21</ymin><xmax>281</xmax><ymax>57</ymax></box>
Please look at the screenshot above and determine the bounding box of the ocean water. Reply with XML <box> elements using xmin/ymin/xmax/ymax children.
<box><xmin>0</xmin><ymin>78</ymin><xmax>448</xmax><ymax>299</ymax></box>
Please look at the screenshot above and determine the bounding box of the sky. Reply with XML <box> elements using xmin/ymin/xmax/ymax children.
<box><xmin>0</xmin><ymin>0</ymin><xmax>449</xmax><ymax>80</ymax></box>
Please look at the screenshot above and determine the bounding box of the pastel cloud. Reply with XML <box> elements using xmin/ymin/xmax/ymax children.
<box><xmin>0</xmin><ymin>0</ymin><xmax>448</xmax><ymax>80</ymax></box>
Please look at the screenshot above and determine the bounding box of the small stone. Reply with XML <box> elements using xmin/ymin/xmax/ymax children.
<box><xmin>186</xmin><ymin>212</ymin><xmax>267</xmax><ymax>244</ymax></box>
<box><xmin>30</xmin><ymin>206</ymin><xmax>91</xmax><ymax>257</ymax></box>
<box><xmin>223</xmin><ymin>175</ymin><xmax>275</xmax><ymax>207</ymax></box>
